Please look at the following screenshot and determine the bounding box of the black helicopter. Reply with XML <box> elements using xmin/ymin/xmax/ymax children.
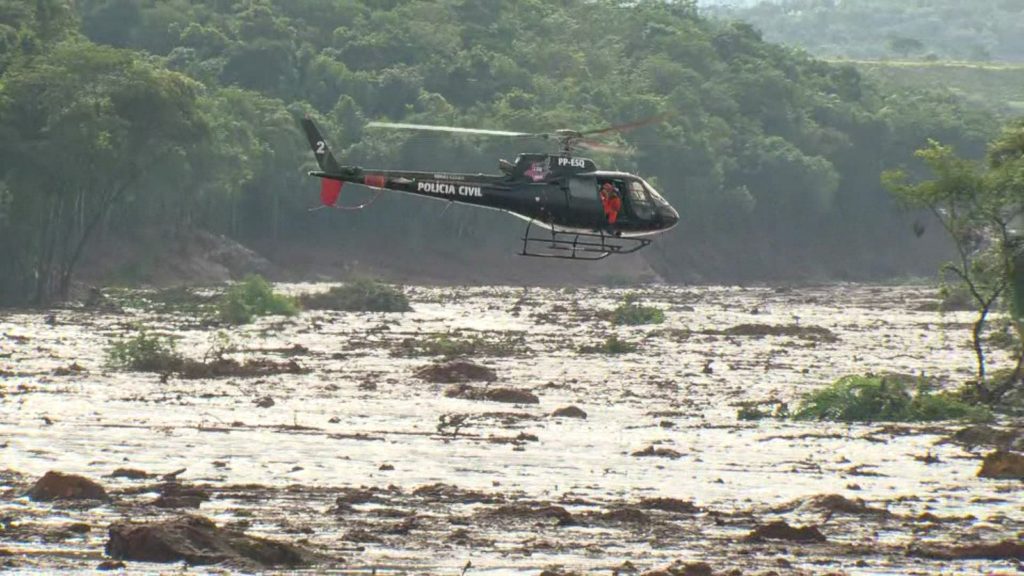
<box><xmin>301</xmin><ymin>117</ymin><xmax>679</xmax><ymax>260</ymax></box>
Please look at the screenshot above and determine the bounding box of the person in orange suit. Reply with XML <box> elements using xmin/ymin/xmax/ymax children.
<box><xmin>600</xmin><ymin>182</ymin><xmax>622</xmax><ymax>225</ymax></box>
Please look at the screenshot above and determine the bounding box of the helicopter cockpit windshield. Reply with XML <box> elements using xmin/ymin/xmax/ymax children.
<box><xmin>627</xmin><ymin>177</ymin><xmax>678</xmax><ymax>229</ymax></box>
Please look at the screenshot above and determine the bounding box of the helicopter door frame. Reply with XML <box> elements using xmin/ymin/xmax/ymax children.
<box><xmin>567</xmin><ymin>175</ymin><xmax>604</xmax><ymax>226</ymax></box>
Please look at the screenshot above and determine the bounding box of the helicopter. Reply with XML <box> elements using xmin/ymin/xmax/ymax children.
<box><xmin>300</xmin><ymin>117</ymin><xmax>679</xmax><ymax>260</ymax></box>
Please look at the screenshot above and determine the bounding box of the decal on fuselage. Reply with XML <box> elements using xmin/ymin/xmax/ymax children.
<box><xmin>417</xmin><ymin>181</ymin><xmax>483</xmax><ymax>197</ymax></box>
<box><xmin>524</xmin><ymin>158</ymin><xmax>550</xmax><ymax>182</ymax></box>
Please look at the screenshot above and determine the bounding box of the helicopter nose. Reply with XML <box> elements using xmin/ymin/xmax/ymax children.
<box><xmin>661</xmin><ymin>206</ymin><xmax>680</xmax><ymax>229</ymax></box>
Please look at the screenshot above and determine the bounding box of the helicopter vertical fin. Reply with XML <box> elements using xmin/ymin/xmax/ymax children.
<box><xmin>301</xmin><ymin>117</ymin><xmax>343</xmax><ymax>174</ymax></box>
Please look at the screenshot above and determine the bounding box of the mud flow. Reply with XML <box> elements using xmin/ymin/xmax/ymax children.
<box><xmin>0</xmin><ymin>284</ymin><xmax>1020</xmax><ymax>574</ymax></box>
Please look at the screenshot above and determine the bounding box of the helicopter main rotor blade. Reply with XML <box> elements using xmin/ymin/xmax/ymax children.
<box><xmin>578</xmin><ymin>115</ymin><xmax>665</xmax><ymax>138</ymax></box>
<box><xmin>365</xmin><ymin>121</ymin><xmax>533</xmax><ymax>138</ymax></box>
<box><xmin>578</xmin><ymin>139</ymin><xmax>632</xmax><ymax>155</ymax></box>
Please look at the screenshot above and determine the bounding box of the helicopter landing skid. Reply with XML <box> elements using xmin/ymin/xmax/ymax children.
<box><xmin>520</xmin><ymin>220</ymin><xmax>651</xmax><ymax>260</ymax></box>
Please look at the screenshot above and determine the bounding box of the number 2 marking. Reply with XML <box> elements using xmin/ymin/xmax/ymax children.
<box><xmin>316</xmin><ymin>141</ymin><xmax>326</xmax><ymax>155</ymax></box>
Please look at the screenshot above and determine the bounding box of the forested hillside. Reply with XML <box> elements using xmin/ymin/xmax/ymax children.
<box><xmin>0</xmin><ymin>0</ymin><xmax>998</xmax><ymax>304</ymax></box>
<box><xmin>706</xmin><ymin>0</ymin><xmax>1024</xmax><ymax>62</ymax></box>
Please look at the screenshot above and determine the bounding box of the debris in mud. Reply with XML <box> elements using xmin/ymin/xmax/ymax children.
<box><xmin>713</xmin><ymin>323</ymin><xmax>838</xmax><ymax>342</ymax></box>
<box><xmin>333</xmin><ymin>487</ymin><xmax>383</xmax><ymax>507</ymax></box>
<box><xmin>551</xmin><ymin>406</ymin><xmax>587</xmax><ymax>419</ymax></box>
<box><xmin>415</xmin><ymin>359</ymin><xmax>497</xmax><ymax>383</ymax></box>
<box><xmin>774</xmin><ymin>493</ymin><xmax>888</xmax><ymax>516</ymax></box>
<box><xmin>637</xmin><ymin>497</ymin><xmax>700</xmax><ymax>514</ymax></box>
<box><xmin>484</xmin><ymin>504</ymin><xmax>575</xmax><ymax>526</ymax></box>
<box><xmin>25</xmin><ymin>471</ymin><xmax>109</xmax><ymax>503</ymax></box>
<box><xmin>395</xmin><ymin>332</ymin><xmax>526</xmax><ymax>358</ymax></box>
<box><xmin>254</xmin><ymin>395</ymin><xmax>276</xmax><ymax>408</ymax></box>
<box><xmin>105</xmin><ymin>515</ymin><xmax>321</xmax><ymax>567</ymax></box>
<box><xmin>951</xmin><ymin>425</ymin><xmax>1024</xmax><ymax>450</ymax></box>
<box><xmin>178</xmin><ymin>357</ymin><xmax>306</xmax><ymax>379</ymax></box>
<box><xmin>152</xmin><ymin>482</ymin><xmax>211</xmax><ymax>509</ymax></box>
<box><xmin>640</xmin><ymin>560</ymin><xmax>714</xmax><ymax>576</ymax></box>
<box><xmin>96</xmin><ymin>560</ymin><xmax>126</xmax><ymax>571</ymax></box>
<box><xmin>412</xmin><ymin>483</ymin><xmax>503</xmax><ymax>504</ymax></box>
<box><xmin>632</xmin><ymin>445</ymin><xmax>683</xmax><ymax>459</ymax></box>
<box><xmin>445</xmin><ymin>384</ymin><xmax>539</xmax><ymax>404</ymax></box>
<box><xmin>909</xmin><ymin>539</ymin><xmax>1024</xmax><ymax>560</ymax></box>
<box><xmin>977</xmin><ymin>450</ymin><xmax>1024</xmax><ymax>479</ymax></box>
<box><xmin>343</xmin><ymin>528</ymin><xmax>381</xmax><ymax>543</ymax></box>
<box><xmin>746</xmin><ymin>520</ymin><xmax>827</xmax><ymax>542</ymax></box>
<box><xmin>538</xmin><ymin>566</ymin><xmax>583</xmax><ymax>576</ymax></box>
<box><xmin>52</xmin><ymin>362</ymin><xmax>86</xmax><ymax>376</ymax></box>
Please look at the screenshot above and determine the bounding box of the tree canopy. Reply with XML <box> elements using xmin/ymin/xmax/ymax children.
<box><xmin>0</xmin><ymin>0</ymin><xmax>1001</xmax><ymax>303</ymax></box>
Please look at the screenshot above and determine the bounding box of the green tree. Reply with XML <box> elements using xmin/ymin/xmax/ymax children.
<box><xmin>0</xmin><ymin>40</ymin><xmax>206</xmax><ymax>304</ymax></box>
<box><xmin>884</xmin><ymin>120</ymin><xmax>1024</xmax><ymax>402</ymax></box>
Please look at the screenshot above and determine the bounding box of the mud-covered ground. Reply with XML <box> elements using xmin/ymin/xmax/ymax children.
<box><xmin>0</xmin><ymin>284</ymin><xmax>1021</xmax><ymax>575</ymax></box>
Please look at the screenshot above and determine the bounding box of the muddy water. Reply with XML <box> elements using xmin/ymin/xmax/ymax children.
<box><xmin>0</xmin><ymin>284</ymin><xmax>1020</xmax><ymax>574</ymax></box>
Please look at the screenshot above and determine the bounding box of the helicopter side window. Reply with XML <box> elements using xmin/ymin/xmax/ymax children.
<box><xmin>568</xmin><ymin>176</ymin><xmax>597</xmax><ymax>200</ymax></box>
<box><xmin>628</xmin><ymin>180</ymin><xmax>654</xmax><ymax>220</ymax></box>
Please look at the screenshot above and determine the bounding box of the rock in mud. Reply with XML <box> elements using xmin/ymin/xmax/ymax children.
<box><xmin>910</xmin><ymin>539</ymin><xmax>1024</xmax><ymax>560</ymax></box>
<box><xmin>445</xmin><ymin>384</ymin><xmax>539</xmax><ymax>404</ymax></box>
<box><xmin>106</xmin><ymin>515</ymin><xmax>319</xmax><ymax>567</ymax></box>
<box><xmin>416</xmin><ymin>360</ymin><xmax>497</xmax><ymax>383</ymax></box>
<box><xmin>977</xmin><ymin>450</ymin><xmax>1024</xmax><ymax>479</ymax></box>
<box><xmin>96</xmin><ymin>560</ymin><xmax>126</xmax><ymax>571</ymax></box>
<box><xmin>551</xmin><ymin>406</ymin><xmax>587</xmax><ymax>419</ymax></box>
<box><xmin>25</xmin><ymin>471</ymin><xmax>109</xmax><ymax>503</ymax></box>
<box><xmin>109</xmin><ymin>468</ymin><xmax>152</xmax><ymax>480</ymax></box>
<box><xmin>632</xmin><ymin>445</ymin><xmax>683</xmax><ymax>459</ymax></box>
<box><xmin>747</xmin><ymin>520</ymin><xmax>826</xmax><ymax>543</ymax></box>
<box><xmin>599</xmin><ymin>507</ymin><xmax>650</xmax><ymax>524</ymax></box>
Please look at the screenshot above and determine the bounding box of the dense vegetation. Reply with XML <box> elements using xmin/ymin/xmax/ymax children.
<box><xmin>706</xmin><ymin>0</ymin><xmax>1024</xmax><ymax>63</ymax></box>
<box><xmin>0</xmin><ymin>0</ymin><xmax>1001</xmax><ymax>304</ymax></box>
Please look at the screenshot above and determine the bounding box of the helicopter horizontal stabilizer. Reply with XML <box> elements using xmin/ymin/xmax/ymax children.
<box><xmin>321</xmin><ymin>178</ymin><xmax>342</xmax><ymax>207</ymax></box>
<box><xmin>301</xmin><ymin>117</ymin><xmax>343</xmax><ymax>175</ymax></box>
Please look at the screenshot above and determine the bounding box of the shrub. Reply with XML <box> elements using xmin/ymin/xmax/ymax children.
<box><xmin>301</xmin><ymin>278</ymin><xmax>411</xmax><ymax>312</ymax></box>
<box><xmin>217</xmin><ymin>275</ymin><xmax>298</xmax><ymax>324</ymax></box>
<box><xmin>793</xmin><ymin>374</ymin><xmax>991</xmax><ymax>422</ymax></box>
<box><xmin>579</xmin><ymin>334</ymin><xmax>638</xmax><ymax>354</ymax></box>
<box><xmin>610</xmin><ymin>294</ymin><xmax>665</xmax><ymax>325</ymax></box>
<box><xmin>107</xmin><ymin>332</ymin><xmax>184</xmax><ymax>372</ymax></box>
